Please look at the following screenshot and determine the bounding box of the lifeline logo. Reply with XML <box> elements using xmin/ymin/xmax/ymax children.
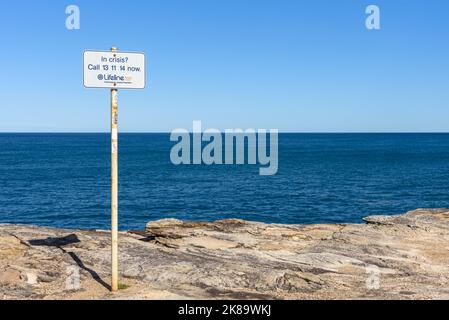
<box><xmin>97</xmin><ymin>74</ymin><xmax>126</xmax><ymax>81</ymax></box>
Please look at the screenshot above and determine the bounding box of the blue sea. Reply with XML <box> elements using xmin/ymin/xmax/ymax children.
<box><xmin>0</xmin><ymin>133</ymin><xmax>448</xmax><ymax>230</ymax></box>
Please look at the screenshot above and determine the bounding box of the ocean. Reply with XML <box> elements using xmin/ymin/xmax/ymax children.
<box><xmin>0</xmin><ymin>133</ymin><xmax>448</xmax><ymax>230</ymax></box>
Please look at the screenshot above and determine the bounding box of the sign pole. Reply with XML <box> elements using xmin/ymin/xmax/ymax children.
<box><xmin>83</xmin><ymin>47</ymin><xmax>145</xmax><ymax>292</ymax></box>
<box><xmin>110</xmin><ymin>47</ymin><xmax>119</xmax><ymax>293</ymax></box>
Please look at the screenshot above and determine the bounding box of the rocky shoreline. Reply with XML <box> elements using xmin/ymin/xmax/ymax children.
<box><xmin>1</xmin><ymin>208</ymin><xmax>449</xmax><ymax>300</ymax></box>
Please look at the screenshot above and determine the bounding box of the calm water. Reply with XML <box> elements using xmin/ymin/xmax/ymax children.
<box><xmin>0</xmin><ymin>133</ymin><xmax>448</xmax><ymax>230</ymax></box>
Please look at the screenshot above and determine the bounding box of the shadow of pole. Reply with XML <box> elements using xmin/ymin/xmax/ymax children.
<box><xmin>28</xmin><ymin>234</ymin><xmax>111</xmax><ymax>291</ymax></box>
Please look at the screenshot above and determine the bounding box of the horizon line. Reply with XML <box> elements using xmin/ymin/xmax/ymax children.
<box><xmin>2</xmin><ymin>131</ymin><xmax>449</xmax><ymax>134</ymax></box>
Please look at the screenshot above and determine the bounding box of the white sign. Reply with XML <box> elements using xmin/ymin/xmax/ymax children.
<box><xmin>83</xmin><ymin>50</ymin><xmax>146</xmax><ymax>89</ymax></box>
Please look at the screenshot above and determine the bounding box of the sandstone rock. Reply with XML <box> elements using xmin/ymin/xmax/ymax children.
<box><xmin>1</xmin><ymin>209</ymin><xmax>449</xmax><ymax>300</ymax></box>
<box><xmin>0</xmin><ymin>268</ymin><xmax>21</xmax><ymax>286</ymax></box>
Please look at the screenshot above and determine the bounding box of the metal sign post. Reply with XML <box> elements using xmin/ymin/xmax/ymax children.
<box><xmin>110</xmin><ymin>47</ymin><xmax>119</xmax><ymax>292</ymax></box>
<box><xmin>83</xmin><ymin>47</ymin><xmax>146</xmax><ymax>292</ymax></box>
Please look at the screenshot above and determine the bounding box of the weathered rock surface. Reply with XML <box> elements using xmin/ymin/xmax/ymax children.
<box><xmin>1</xmin><ymin>208</ymin><xmax>449</xmax><ymax>300</ymax></box>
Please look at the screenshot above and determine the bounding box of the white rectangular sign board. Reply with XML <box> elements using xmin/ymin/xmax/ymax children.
<box><xmin>83</xmin><ymin>50</ymin><xmax>146</xmax><ymax>89</ymax></box>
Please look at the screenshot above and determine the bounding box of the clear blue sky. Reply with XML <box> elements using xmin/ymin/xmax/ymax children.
<box><xmin>0</xmin><ymin>0</ymin><xmax>448</xmax><ymax>132</ymax></box>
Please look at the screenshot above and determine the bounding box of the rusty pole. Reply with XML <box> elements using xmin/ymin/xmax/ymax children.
<box><xmin>110</xmin><ymin>47</ymin><xmax>119</xmax><ymax>292</ymax></box>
